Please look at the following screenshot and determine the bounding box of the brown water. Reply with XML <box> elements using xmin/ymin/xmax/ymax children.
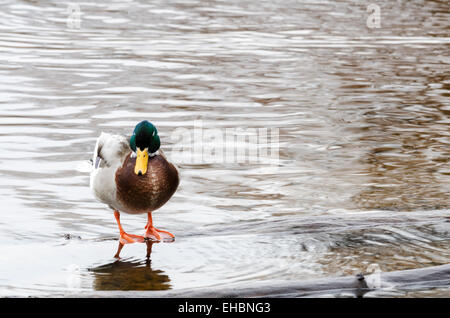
<box><xmin>0</xmin><ymin>0</ymin><xmax>449</xmax><ymax>297</ymax></box>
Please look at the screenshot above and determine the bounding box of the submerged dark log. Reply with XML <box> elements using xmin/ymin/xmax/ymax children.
<box><xmin>69</xmin><ymin>263</ymin><xmax>450</xmax><ymax>298</ymax></box>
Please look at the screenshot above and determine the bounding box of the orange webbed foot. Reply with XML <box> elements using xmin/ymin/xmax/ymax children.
<box><xmin>144</xmin><ymin>225</ymin><xmax>175</xmax><ymax>242</ymax></box>
<box><xmin>144</xmin><ymin>212</ymin><xmax>175</xmax><ymax>242</ymax></box>
<box><xmin>114</xmin><ymin>210</ymin><xmax>146</xmax><ymax>245</ymax></box>
<box><xmin>119</xmin><ymin>231</ymin><xmax>146</xmax><ymax>244</ymax></box>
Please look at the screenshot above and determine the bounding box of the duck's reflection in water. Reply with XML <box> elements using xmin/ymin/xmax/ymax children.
<box><xmin>89</xmin><ymin>241</ymin><xmax>171</xmax><ymax>291</ymax></box>
<box><xmin>114</xmin><ymin>238</ymin><xmax>154</xmax><ymax>259</ymax></box>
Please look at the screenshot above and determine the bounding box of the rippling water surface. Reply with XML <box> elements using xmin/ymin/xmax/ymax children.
<box><xmin>0</xmin><ymin>0</ymin><xmax>449</xmax><ymax>297</ymax></box>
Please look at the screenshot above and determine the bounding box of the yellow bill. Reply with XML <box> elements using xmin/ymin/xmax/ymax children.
<box><xmin>134</xmin><ymin>148</ymin><xmax>149</xmax><ymax>175</ymax></box>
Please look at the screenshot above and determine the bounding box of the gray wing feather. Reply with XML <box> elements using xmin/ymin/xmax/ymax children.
<box><xmin>92</xmin><ymin>132</ymin><xmax>130</xmax><ymax>169</ymax></box>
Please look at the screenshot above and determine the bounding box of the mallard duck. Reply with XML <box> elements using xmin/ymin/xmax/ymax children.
<box><xmin>90</xmin><ymin>120</ymin><xmax>179</xmax><ymax>252</ymax></box>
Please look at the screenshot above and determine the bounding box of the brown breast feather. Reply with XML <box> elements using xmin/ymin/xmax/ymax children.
<box><xmin>115</xmin><ymin>153</ymin><xmax>179</xmax><ymax>213</ymax></box>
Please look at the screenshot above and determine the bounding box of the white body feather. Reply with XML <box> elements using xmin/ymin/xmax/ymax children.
<box><xmin>90</xmin><ymin>132</ymin><xmax>131</xmax><ymax>212</ymax></box>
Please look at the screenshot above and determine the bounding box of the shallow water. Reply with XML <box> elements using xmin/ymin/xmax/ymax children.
<box><xmin>0</xmin><ymin>0</ymin><xmax>449</xmax><ymax>297</ymax></box>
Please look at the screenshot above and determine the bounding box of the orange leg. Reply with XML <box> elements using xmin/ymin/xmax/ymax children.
<box><xmin>144</xmin><ymin>212</ymin><xmax>175</xmax><ymax>242</ymax></box>
<box><xmin>114</xmin><ymin>241</ymin><xmax>124</xmax><ymax>259</ymax></box>
<box><xmin>114</xmin><ymin>210</ymin><xmax>145</xmax><ymax>245</ymax></box>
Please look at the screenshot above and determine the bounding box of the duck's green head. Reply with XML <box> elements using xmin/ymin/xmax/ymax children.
<box><xmin>130</xmin><ymin>120</ymin><xmax>160</xmax><ymax>176</ymax></box>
